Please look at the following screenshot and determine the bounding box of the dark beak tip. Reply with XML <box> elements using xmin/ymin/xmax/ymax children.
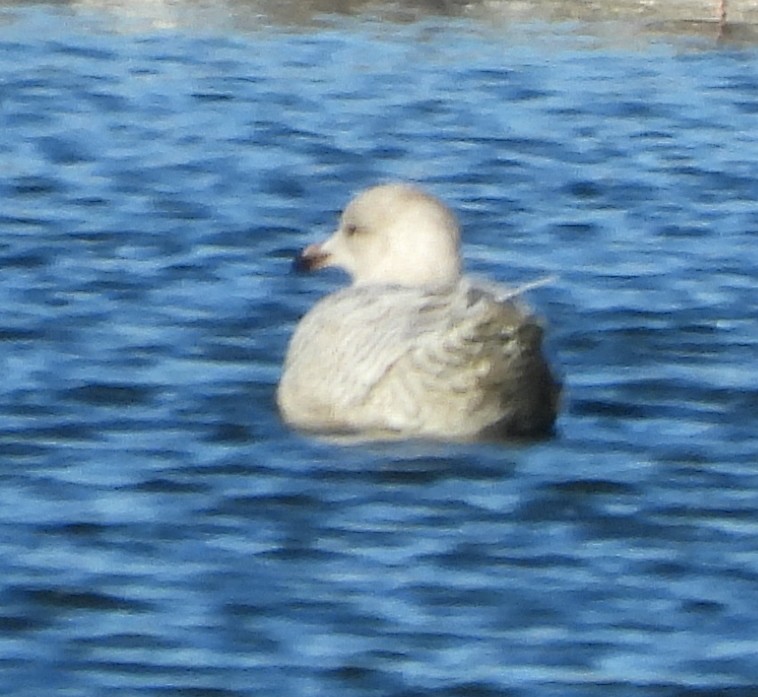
<box><xmin>292</xmin><ymin>252</ymin><xmax>312</xmax><ymax>274</ymax></box>
<box><xmin>292</xmin><ymin>250</ymin><xmax>329</xmax><ymax>274</ymax></box>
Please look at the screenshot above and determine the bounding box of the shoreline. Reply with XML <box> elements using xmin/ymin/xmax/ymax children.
<box><xmin>2</xmin><ymin>0</ymin><xmax>758</xmax><ymax>38</ymax></box>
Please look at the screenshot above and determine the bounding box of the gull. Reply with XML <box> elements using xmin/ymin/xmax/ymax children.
<box><xmin>278</xmin><ymin>183</ymin><xmax>560</xmax><ymax>441</ymax></box>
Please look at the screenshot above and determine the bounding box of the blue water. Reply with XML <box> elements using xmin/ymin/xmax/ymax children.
<box><xmin>1</xmin><ymin>3</ymin><xmax>757</xmax><ymax>696</ymax></box>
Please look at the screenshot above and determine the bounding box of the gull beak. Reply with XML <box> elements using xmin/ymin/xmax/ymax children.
<box><xmin>293</xmin><ymin>241</ymin><xmax>331</xmax><ymax>273</ymax></box>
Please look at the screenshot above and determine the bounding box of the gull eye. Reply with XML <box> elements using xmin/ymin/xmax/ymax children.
<box><xmin>344</xmin><ymin>223</ymin><xmax>359</xmax><ymax>237</ymax></box>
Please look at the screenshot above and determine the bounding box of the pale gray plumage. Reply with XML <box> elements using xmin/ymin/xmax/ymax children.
<box><xmin>277</xmin><ymin>183</ymin><xmax>560</xmax><ymax>440</ymax></box>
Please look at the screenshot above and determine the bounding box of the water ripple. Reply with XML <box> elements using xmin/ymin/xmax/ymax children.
<box><xmin>0</xmin><ymin>5</ymin><xmax>756</xmax><ymax>697</ymax></box>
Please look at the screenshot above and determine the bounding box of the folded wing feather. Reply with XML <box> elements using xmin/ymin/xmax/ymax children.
<box><xmin>277</xmin><ymin>279</ymin><xmax>557</xmax><ymax>438</ymax></box>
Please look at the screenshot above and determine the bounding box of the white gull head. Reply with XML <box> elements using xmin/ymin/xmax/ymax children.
<box><xmin>297</xmin><ymin>183</ymin><xmax>461</xmax><ymax>287</ymax></box>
